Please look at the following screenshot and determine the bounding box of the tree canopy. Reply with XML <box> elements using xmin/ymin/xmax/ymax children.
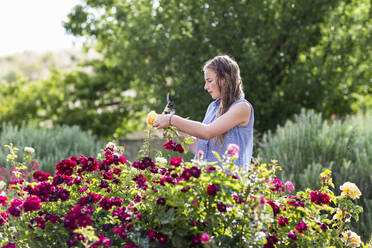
<box><xmin>1</xmin><ymin>0</ymin><xmax>371</xmax><ymax>138</ymax></box>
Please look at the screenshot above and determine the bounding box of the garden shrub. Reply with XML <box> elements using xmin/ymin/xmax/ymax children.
<box><xmin>0</xmin><ymin>125</ymin><xmax>366</xmax><ymax>247</ymax></box>
<box><xmin>258</xmin><ymin>109</ymin><xmax>372</xmax><ymax>241</ymax></box>
<box><xmin>0</xmin><ymin>122</ymin><xmax>104</xmax><ymax>175</ymax></box>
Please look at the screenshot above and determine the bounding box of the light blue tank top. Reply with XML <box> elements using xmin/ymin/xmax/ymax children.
<box><xmin>194</xmin><ymin>98</ymin><xmax>254</xmax><ymax>169</ymax></box>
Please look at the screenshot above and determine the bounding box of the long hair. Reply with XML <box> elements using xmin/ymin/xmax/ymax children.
<box><xmin>203</xmin><ymin>55</ymin><xmax>244</xmax><ymax>144</ymax></box>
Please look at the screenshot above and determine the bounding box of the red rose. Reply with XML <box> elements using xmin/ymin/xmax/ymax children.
<box><xmin>23</xmin><ymin>196</ymin><xmax>41</xmax><ymax>212</ymax></box>
<box><xmin>169</xmin><ymin>157</ymin><xmax>183</xmax><ymax>167</ymax></box>
<box><xmin>278</xmin><ymin>216</ymin><xmax>288</xmax><ymax>227</ymax></box>
<box><xmin>147</xmin><ymin>229</ymin><xmax>156</xmax><ymax>240</ymax></box>
<box><xmin>78</xmin><ymin>215</ymin><xmax>92</xmax><ymax>227</ymax></box>
<box><xmin>157</xmin><ymin>198</ymin><xmax>166</xmax><ymax>206</ymax></box>
<box><xmin>217</xmin><ymin>203</ymin><xmax>227</xmax><ymax>212</ymax></box>
<box><xmin>295</xmin><ymin>222</ymin><xmax>308</xmax><ymax>233</ymax></box>
<box><xmin>156</xmin><ymin>233</ymin><xmax>168</xmax><ymax>244</ymax></box>
<box><xmin>33</xmin><ymin>170</ymin><xmax>51</xmax><ymax>182</ymax></box>
<box><xmin>207</xmin><ymin>184</ymin><xmax>220</xmax><ymax>196</ymax></box>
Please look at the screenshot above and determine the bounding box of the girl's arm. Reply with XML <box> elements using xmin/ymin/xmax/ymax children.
<box><xmin>153</xmin><ymin>102</ymin><xmax>251</xmax><ymax>140</ymax></box>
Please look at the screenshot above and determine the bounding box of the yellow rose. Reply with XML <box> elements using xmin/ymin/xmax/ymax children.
<box><xmin>147</xmin><ymin>111</ymin><xmax>158</xmax><ymax>126</ymax></box>
<box><xmin>333</xmin><ymin>208</ymin><xmax>350</xmax><ymax>222</ymax></box>
<box><xmin>340</xmin><ymin>182</ymin><xmax>362</xmax><ymax>200</ymax></box>
<box><xmin>342</xmin><ymin>230</ymin><xmax>361</xmax><ymax>247</ymax></box>
<box><xmin>333</xmin><ymin>208</ymin><xmax>343</xmax><ymax>220</ymax></box>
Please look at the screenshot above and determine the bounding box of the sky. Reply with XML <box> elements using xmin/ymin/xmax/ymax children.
<box><xmin>0</xmin><ymin>0</ymin><xmax>84</xmax><ymax>56</ymax></box>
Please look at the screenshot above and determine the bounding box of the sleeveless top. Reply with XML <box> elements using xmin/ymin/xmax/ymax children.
<box><xmin>193</xmin><ymin>97</ymin><xmax>254</xmax><ymax>169</ymax></box>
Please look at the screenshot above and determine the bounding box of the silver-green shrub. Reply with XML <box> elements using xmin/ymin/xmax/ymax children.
<box><xmin>0</xmin><ymin>122</ymin><xmax>104</xmax><ymax>174</ymax></box>
<box><xmin>258</xmin><ymin>109</ymin><xmax>372</xmax><ymax>241</ymax></box>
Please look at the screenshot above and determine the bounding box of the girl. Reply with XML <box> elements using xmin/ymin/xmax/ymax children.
<box><xmin>153</xmin><ymin>55</ymin><xmax>254</xmax><ymax>168</ymax></box>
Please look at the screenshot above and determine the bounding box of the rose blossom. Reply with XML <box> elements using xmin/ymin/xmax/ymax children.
<box><xmin>340</xmin><ymin>182</ymin><xmax>361</xmax><ymax>200</ymax></box>
<box><xmin>0</xmin><ymin>196</ymin><xmax>7</xmax><ymax>206</ymax></box>
<box><xmin>24</xmin><ymin>146</ymin><xmax>35</xmax><ymax>153</ymax></box>
<box><xmin>34</xmin><ymin>217</ymin><xmax>45</xmax><ymax>229</ymax></box>
<box><xmin>197</xmin><ymin>150</ymin><xmax>204</xmax><ymax>160</ymax></box>
<box><xmin>295</xmin><ymin>222</ymin><xmax>308</xmax><ymax>234</ymax></box>
<box><xmin>190</xmin><ymin>166</ymin><xmax>201</xmax><ymax>178</ymax></box>
<box><xmin>217</xmin><ymin>202</ymin><xmax>227</xmax><ymax>213</ymax></box>
<box><xmin>23</xmin><ymin>196</ymin><xmax>42</xmax><ymax>212</ymax></box>
<box><xmin>33</xmin><ymin>171</ymin><xmax>51</xmax><ymax>182</ymax></box>
<box><xmin>157</xmin><ymin>198</ymin><xmax>166</xmax><ymax>206</ymax></box>
<box><xmin>260</xmin><ymin>196</ymin><xmax>266</xmax><ymax>205</ymax></box>
<box><xmin>147</xmin><ymin>111</ymin><xmax>158</xmax><ymax>126</ymax></box>
<box><xmin>98</xmin><ymin>234</ymin><xmax>114</xmax><ymax>247</ymax></box>
<box><xmin>200</xmin><ymin>232</ymin><xmax>210</xmax><ymax>243</ymax></box>
<box><xmin>163</xmin><ymin>140</ymin><xmax>184</xmax><ymax>153</ymax></box>
<box><xmin>114</xmin><ymin>226</ymin><xmax>128</xmax><ymax>239</ymax></box>
<box><xmin>169</xmin><ymin>157</ymin><xmax>183</xmax><ymax>167</ymax></box>
<box><xmin>342</xmin><ymin>230</ymin><xmax>361</xmax><ymax>247</ymax></box>
<box><xmin>288</xmin><ymin>231</ymin><xmax>297</xmax><ymax>240</ymax></box>
<box><xmin>278</xmin><ymin>216</ymin><xmax>288</xmax><ymax>227</ymax></box>
<box><xmin>156</xmin><ymin>233</ymin><xmax>168</xmax><ymax>244</ymax></box>
<box><xmin>181</xmin><ymin>168</ymin><xmax>192</xmax><ymax>181</ymax></box>
<box><xmin>7</xmin><ymin>199</ymin><xmax>23</xmax><ymax>217</ymax></box>
<box><xmin>207</xmin><ymin>184</ymin><xmax>220</xmax><ymax>196</ymax></box>
<box><xmin>310</xmin><ymin>191</ymin><xmax>330</xmax><ymax>205</ymax></box>
<box><xmin>58</xmin><ymin>188</ymin><xmax>70</xmax><ymax>201</ymax></box>
<box><xmin>264</xmin><ymin>235</ymin><xmax>278</xmax><ymax>248</ymax></box>
<box><xmin>55</xmin><ymin>159</ymin><xmax>77</xmax><ymax>176</ymax></box>
<box><xmin>78</xmin><ymin>215</ymin><xmax>92</xmax><ymax>227</ymax></box>
<box><xmin>285</xmin><ymin>181</ymin><xmax>295</xmax><ymax>192</ymax></box>
<box><xmin>266</xmin><ymin>178</ymin><xmax>286</xmax><ymax>192</ymax></box>
<box><xmin>99</xmin><ymin>198</ymin><xmax>114</xmax><ymax>210</ymax></box>
<box><xmin>226</xmin><ymin>143</ymin><xmax>239</xmax><ymax>158</ymax></box>
<box><xmin>147</xmin><ymin>229</ymin><xmax>156</xmax><ymax>240</ymax></box>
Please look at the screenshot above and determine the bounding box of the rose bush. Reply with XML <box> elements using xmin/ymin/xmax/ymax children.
<box><xmin>0</xmin><ymin>125</ymin><xmax>366</xmax><ymax>247</ymax></box>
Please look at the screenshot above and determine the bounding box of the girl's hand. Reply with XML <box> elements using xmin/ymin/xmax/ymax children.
<box><xmin>153</xmin><ymin>114</ymin><xmax>170</xmax><ymax>129</ymax></box>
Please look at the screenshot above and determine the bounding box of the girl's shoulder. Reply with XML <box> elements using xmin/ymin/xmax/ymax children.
<box><xmin>230</xmin><ymin>98</ymin><xmax>253</xmax><ymax>111</ymax></box>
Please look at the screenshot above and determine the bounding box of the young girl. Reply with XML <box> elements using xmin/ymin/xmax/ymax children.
<box><xmin>153</xmin><ymin>55</ymin><xmax>254</xmax><ymax>168</ymax></box>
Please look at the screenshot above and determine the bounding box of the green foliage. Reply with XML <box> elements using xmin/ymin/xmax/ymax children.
<box><xmin>0</xmin><ymin>133</ymin><xmax>366</xmax><ymax>247</ymax></box>
<box><xmin>0</xmin><ymin>122</ymin><xmax>104</xmax><ymax>174</ymax></box>
<box><xmin>0</xmin><ymin>72</ymin><xmax>65</xmax><ymax>126</ymax></box>
<box><xmin>258</xmin><ymin>109</ymin><xmax>372</xmax><ymax>241</ymax></box>
<box><xmin>57</xmin><ymin>0</ymin><xmax>372</xmax><ymax>137</ymax></box>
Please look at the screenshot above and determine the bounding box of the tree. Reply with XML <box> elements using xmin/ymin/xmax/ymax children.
<box><xmin>61</xmin><ymin>0</ymin><xmax>371</xmax><ymax>137</ymax></box>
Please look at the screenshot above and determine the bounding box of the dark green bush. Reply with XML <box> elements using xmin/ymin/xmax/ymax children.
<box><xmin>0</xmin><ymin>122</ymin><xmax>105</xmax><ymax>175</ymax></box>
<box><xmin>258</xmin><ymin>109</ymin><xmax>372</xmax><ymax>241</ymax></box>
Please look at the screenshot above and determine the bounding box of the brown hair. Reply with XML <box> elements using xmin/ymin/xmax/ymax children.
<box><xmin>203</xmin><ymin>55</ymin><xmax>244</xmax><ymax>144</ymax></box>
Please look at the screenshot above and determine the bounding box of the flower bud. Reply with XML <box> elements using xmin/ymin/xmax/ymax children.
<box><xmin>24</xmin><ymin>147</ymin><xmax>35</xmax><ymax>154</ymax></box>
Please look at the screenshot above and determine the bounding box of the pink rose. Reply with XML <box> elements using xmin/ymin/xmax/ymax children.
<box><xmin>198</xmin><ymin>149</ymin><xmax>204</xmax><ymax>160</ymax></box>
<box><xmin>285</xmin><ymin>181</ymin><xmax>295</xmax><ymax>192</ymax></box>
<box><xmin>200</xmin><ymin>232</ymin><xmax>210</xmax><ymax>243</ymax></box>
<box><xmin>227</xmin><ymin>144</ymin><xmax>239</xmax><ymax>158</ymax></box>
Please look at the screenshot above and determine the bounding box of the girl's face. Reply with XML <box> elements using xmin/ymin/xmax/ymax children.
<box><xmin>204</xmin><ymin>69</ymin><xmax>221</xmax><ymax>99</ymax></box>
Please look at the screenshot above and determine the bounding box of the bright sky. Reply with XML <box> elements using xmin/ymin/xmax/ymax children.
<box><xmin>0</xmin><ymin>0</ymin><xmax>83</xmax><ymax>56</ymax></box>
